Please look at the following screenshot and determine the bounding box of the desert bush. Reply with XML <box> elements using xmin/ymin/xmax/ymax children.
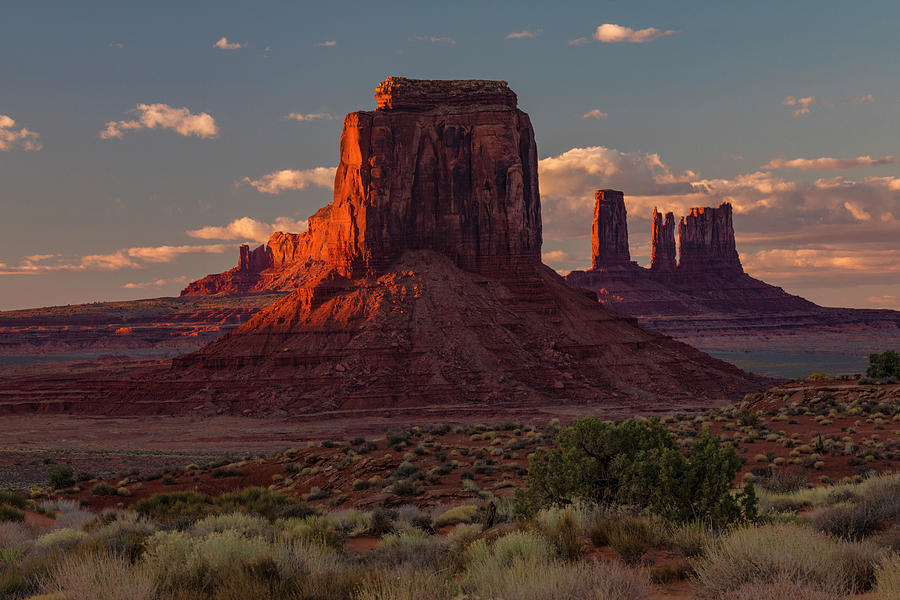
<box><xmin>277</xmin><ymin>514</ymin><xmax>344</xmax><ymax>548</ymax></box>
<box><xmin>667</xmin><ymin>520</ymin><xmax>713</xmax><ymax>557</ymax></box>
<box><xmin>216</xmin><ymin>486</ymin><xmax>296</xmax><ymax>520</ymax></box>
<box><xmin>808</xmin><ymin>475</ymin><xmax>900</xmax><ymax>539</ymax></box>
<box><xmin>40</xmin><ymin>551</ymin><xmax>156</xmax><ymax>600</ymax></box>
<box><xmin>520</xmin><ymin>418</ymin><xmax>753</xmax><ymax>524</ymax></box>
<box><xmin>82</xmin><ymin>514</ymin><xmax>156</xmax><ymax>562</ymax></box>
<box><xmin>726</xmin><ymin>578</ymin><xmax>846</xmax><ymax>600</ymax></box>
<box><xmin>0</xmin><ymin>521</ymin><xmax>33</xmax><ymax>549</ymax></box>
<box><xmin>193</xmin><ymin>512</ymin><xmax>271</xmax><ymax>537</ymax></box>
<box><xmin>693</xmin><ymin>523</ymin><xmax>883</xmax><ymax>598</ymax></box>
<box><xmin>90</xmin><ymin>482</ymin><xmax>118</xmax><ymax>496</ymax></box>
<box><xmin>588</xmin><ymin>516</ymin><xmax>658</xmax><ymax>565</ymax></box>
<box><xmin>465</xmin><ymin>530</ymin><xmax>557</xmax><ymax>587</ymax></box>
<box><xmin>47</xmin><ymin>465</ymin><xmax>75</xmax><ymax>489</ymax></box>
<box><xmin>537</xmin><ymin>507</ymin><xmax>582</xmax><ymax>560</ymax></box>
<box><xmin>35</xmin><ymin>528</ymin><xmax>86</xmax><ymax>552</ymax></box>
<box><xmin>761</xmin><ymin>467</ymin><xmax>809</xmax><ymax>493</ymax></box>
<box><xmin>372</xmin><ymin>528</ymin><xmax>447</xmax><ymax>569</ymax></box>
<box><xmin>434</xmin><ymin>504</ymin><xmax>478</xmax><ymax>528</ymax></box>
<box><xmin>446</xmin><ymin>523</ymin><xmax>482</xmax><ymax>555</ymax></box>
<box><xmin>0</xmin><ymin>491</ymin><xmax>28</xmax><ymax>510</ymax></box>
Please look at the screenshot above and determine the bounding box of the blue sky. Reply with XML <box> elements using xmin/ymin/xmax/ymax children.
<box><xmin>1</xmin><ymin>0</ymin><xmax>899</xmax><ymax>309</ymax></box>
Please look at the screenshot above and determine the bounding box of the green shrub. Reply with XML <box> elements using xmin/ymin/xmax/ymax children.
<box><xmin>215</xmin><ymin>486</ymin><xmax>296</xmax><ymax>520</ymax></box>
<box><xmin>867</xmin><ymin>350</ymin><xmax>899</xmax><ymax>378</ymax></box>
<box><xmin>373</xmin><ymin>528</ymin><xmax>447</xmax><ymax>569</ymax></box>
<box><xmin>91</xmin><ymin>482</ymin><xmax>118</xmax><ymax>496</ymax></box>
<box><xmin>0</xmin><ymin>491</ymin><xmax>28</xmax><ymax>509</ymax></box>
<box><xmin>520</xmin><ymin>418</ymin><xmax>752</xmax><ymax>524</ymax></box>
<box><xmin>40</xmin><ymin>551</ymin><xmax>157</xmax><ymax>600</ymax></box>
<box><xmin>48</xmin><ymin>465</ymin><xmax>75</xmax><ymax>489</ymax></box>
<box><xmin>35</xmin><ymin>528</ymin><xmax>87</xmax><ymax>552</ymax></box>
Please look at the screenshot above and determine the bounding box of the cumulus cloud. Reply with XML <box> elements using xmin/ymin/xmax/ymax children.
<box><xmin>0</xmin><ymin>244</ymin><xmax>230</xmax><ymax>275</ymax></box>
<box><xmin>214</xmin><ymin>36</ymin><xmax>246</xmax><ymax>50</ymax></box>
<box><xmin>763</xmin><ymin>155</ymin><xmax>898</xmax><ymax>171</ymax></box>
<box><xmin>241</xmin><ymin>166</ymin><xmax>336</xmax><ymax>194</ymax></box>
<box><xmin>100</xmin><ymin>104</ymin><xmax>218</xmax><ymax>139</ymax></box>
<box><xmin>783</xmin><ymin>95</ymin><xmax>816</xmax><ymax>116</ymax></box>
<box><xmin>0</xmin><ymin>115</ymin><xmax>42</xmax><ymax>151</ymax></box>
<box><xmin>286</xmin><ymin>112</ymin><xmax>335</xmax><ymax>121</ymax></box>
<box><xmin>187</xmin><ymin>216</ymin><xmax>308</xmax><ymax>243</ymax></box>
<box><xmin>123</xmin><ymin>276</ymin><xmax>188</xmax><ymax>289</ymax></box>
<box><xmin>315</xmin><ymin>40</ymin><xmax>337</xmax><ymax>47</ymax></box>
<box><xmin>582</xmin><ymin>109</ymin><xmax>608</xmax><ymax>120</ymax></box>
<box><xmin>507</xmin><ymin>28</ymin><xmax>542</xmax><ymax>39</ymax></box>
<box><xmin>414</xmin><ymin>35</ymin><xmax>456</xmax><ymax>44</ymax></box>
<box><xmin>592</xmin><ymin>24</ymin><xmax>680</xmax><ymax>43</ymax></box>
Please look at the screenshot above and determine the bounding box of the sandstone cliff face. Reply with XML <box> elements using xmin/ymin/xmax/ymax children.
<box><xmin>650</xmin><ymin>208</ymin><xmax>677</xmax><ymax>273</ymax></box>
<box><xmin>591</xmin><ymin>190</ymin><xmax>631</xmax><ymax>268</ymax></box>
<box><xmin>677</xmin><ymin>202</ymin><xmax>743</xmax><ymax>274</ymax></box>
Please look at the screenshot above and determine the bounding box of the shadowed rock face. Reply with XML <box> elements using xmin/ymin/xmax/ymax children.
<box><xmin>650</xmin><ymin>208</ymin><xmax>677</xmax><ymax>273</ymax></box>
<box><xmin>678</xmin><ymin>203</ymin><xmax>742</xmax><ymax>274</ymax></box>
<box><xmin>591</xmin><ymin>190</ymin><xmax>631</xmax><ymax>268</ymax></box>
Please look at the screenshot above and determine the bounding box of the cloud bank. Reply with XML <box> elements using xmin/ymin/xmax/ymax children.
<box><xmin>101</xmin><ymin>104</ymin><xmax>219</xmax><ymax>139</ymax></box>
<box><xmin>0</xmin><ymin>244</ymin><xmax>231</xmax><ymax>275</ymax></box>
<box><xmin>763</xmin><ymin>155</ymin><xmax>898</xmax><ymax>171</ymax></box>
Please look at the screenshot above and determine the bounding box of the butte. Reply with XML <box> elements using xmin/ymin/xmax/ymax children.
<box><xmin>162</xmin><ymin>77</ymin><xmax>766</xmax><ymax>414</ymax></box>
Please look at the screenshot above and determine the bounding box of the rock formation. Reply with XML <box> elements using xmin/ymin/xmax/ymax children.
<box><xmin>591</xmin><ymin>190</ymin><xmax>631</xmax><ymax>268</ymax></box>
<box><xmin>677</xmin><ymin>203</ymin><xmax>742</xmax><ymax>275</ymax></box>
<box><xmin>650</xmin><ymin>208</ymin><xmax>677</xmax><ymax>273</ymax></box>
<box><xmin>162</xmin><ymin>78</ymin><xmax>766</xmax><ymax>410</ymax></box>
<box><xmin>566</xmin><ymin>192</ymin><xmax>821</xmax><ymax>316</ymax></box>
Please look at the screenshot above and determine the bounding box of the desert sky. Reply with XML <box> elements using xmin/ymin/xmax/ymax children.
<box><xmin>1</xmin><ymin>0</ymin><xmax>898</xmax><ymax>310</ymax></box>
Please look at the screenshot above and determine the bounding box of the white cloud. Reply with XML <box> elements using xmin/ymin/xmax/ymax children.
<box><xmin>582</xmin><ymin>109</ymin><xmax>608</xmax><ymax>120</ymax></box>
<box><xmin>214</xmin><ymin>36</ymin><xmax>246</xmax><ymax>50</ymax></box>
<box><xmin>783</xmin><ymin>95</ymin><xmax>816</xmax><ymax>116</ymax></box>
<box><xmin>187</xmin><ymin>216</ymin><xmax>308</xmax><ymax>243</ymax></box>
<box><xmin>507</xmin><ymin>28</ymin><xmax>542</xmax><ymax>39</ymax></box>
<box><xmin>414</xmin><ymin>35</ymin><xmax>456</xmax><ymax>44</ymax></box>
<box><xmin>100</xmin><ymin>104</ymin><xmax>219</xmax><ymax>139</ymax></box>
<box><xmin>286</xmin><ymin>112</ymin><xmax>335</xmax><ymax>121</ymax></box>
<box><xmin>241</xmin><ymin>166</ymin><xmax>337</xmax><ymax>194</ymax></box>
<box><xmin>123</xmin><ymin>276</ymin><xmax>188</xmax><ymax>289</ymax></box>
<box><xmin>0</xmin><ymin>244</ymin><xmax>230</xmax><ymax>275</ymax></box>
<box><xmin>592</xmin><ymin>24</ymin><xmax>680</xmax><ymax>43</ymax></box>
<box><xmin>315</xmin><ymin>40</ymin><xmax>337</xmax><ymax>47</ymax></box>
<box><xmin>763</xmin><ymin>155</ymin><xmax>898</xmax><ymax>171</ymax></box>
<box><xmin>0</xmin><ymin>115</ymin><xmax>42</xmax><ymax>151</ymax></box>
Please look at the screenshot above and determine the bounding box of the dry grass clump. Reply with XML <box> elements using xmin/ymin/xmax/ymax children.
<box><xmin>725</xmin><ymin>577</ymin><xmax>848</xmax><ymax>600</ymax></box>
<box><xmin>372</xmin><ymin>528</ymin><xmax>447</xmax><ymax>569</ymax></box>
<box><xmin>693</xmin><ymin>523</ymin><xmax>883</xmax><ymax>598</ymax></box>
<box><xmin>875</xmin><ymin>553</ymin><xmax>900</xmax><ymax>599</ymax></box>
<box><xmin>353</xmin><ymin>566</ymin><xmax>453</xmax><ymax>600</ymax></box>
<box><xmin>588</xmin><ymin>514</ymin><xmax>661</xmax><ymax>565</ymax></box>
<box><xmin>433</xmin><ymin>504</ymin><xmax>477</xmax><ymax>528</ymax></box>
<box><xmin>471</xmin><ymin>556</ymin><xmax>648</xmax><ymax>600</ymax></box>
<box><xmin>40</xmin><ymin>551</ymin><xmax>156</xmax><ymax>600</ymax></box>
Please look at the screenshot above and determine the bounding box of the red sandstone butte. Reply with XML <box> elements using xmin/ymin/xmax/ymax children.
<box><xmin>565</xmin><ymin>191</ymin><xmax>900</xmax><ymax>328</ymax></box>
<box><xmin>159</xmin><ymin>78</ymin><xmax>766</xmax><ymax>411</ymax></box>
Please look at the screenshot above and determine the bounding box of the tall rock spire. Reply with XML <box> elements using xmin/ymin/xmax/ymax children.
<box><xmin>650</xmin><ymin>208</ymin><xmax>677</xmax><ymax>272</ymax></box>
<box><xmin>591</xmin><ymin>189</ymin><xmax>631</xmax><ymax>269</ymax></box>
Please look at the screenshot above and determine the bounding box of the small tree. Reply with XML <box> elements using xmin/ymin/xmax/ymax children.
<box><xmin>519</xmin><ymin>418</ymin><xmax>750</xmax><ymax>525</ymax></box>
<box><xmin>867</xmin><ymin>350</ymin><xmax>899</xmax><ymax>378</ymax></box>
